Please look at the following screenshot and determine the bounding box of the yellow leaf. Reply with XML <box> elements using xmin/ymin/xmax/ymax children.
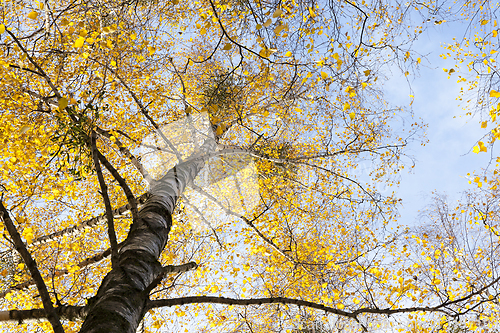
<box><xmin>479</xmin><ymin>141</ymin><xmax>487</xmax><ymax>152</ymax></box>
<box><xmin>274</xmin><ymin>24</ymin><xmax>285</xmax><ymax>34</ymax></box>
<box><xmin>200</xmin><ymin>27</ymin><xmax>206</xmax><ymax>35</ymax></box>
<box><xmin>417</xmin><ymin>57</ymin><xmax>421</xmax><ymax>64</ymax></box>
<box><xmin>60</xmin><ymin>18</ymin><xmax>69</xmax><ymax>26</ymax></box>
<box><xmin>285</xmin><ymin>51</ymin><xmax>292</xmax><ymax>57</ymax></box>
<box><xmin>361</xmin><ymin>82</ymin><xmax>367</xmax><ymax>89</ymax></box>
<box><xmin>490</xmin><ymin>90</ymin><xmax>500</xmax><ymax>98</ymax></box>
<box><xmin>353</xmin><ymin>298</ymin><xmax>360</xmax><ymax>304</ymax></box>
<box><xmin>259</xmin><ymin>47</ymin><xmax>277</xmax><ymax>58</ymax></box>
<box><xmin>343</xmin><ymin>102</ymin><xmax>350</xmax><ymax>111</ymax></box>
<box><xmin>256</xmin><ymin>24</ymin><xmax>262</xmax><ymax>30</ymax></box>
<box><xmin>272</xmin><ymin>9</ymin><xmax>283</xmax><ymax>18</ymax></box>
<box><xmin>79</xmin><ymin>29</ymin><xmax>88</xmax><ymax>37</ymax></box>
<box><xmin>58</xmin><ymin>97</ymin><xmax>68</xmax><ymax>111</ymax></box>
<box><xmin>363</xmin><ymin>69</ymin><xmax>371</xmax><ymax>76</ymax></box>
<box><xmin>27</xmin><ymin>11</ymin><xmax>38</xmax><ymax>20</ymax></box>
<box><xmin>337</xmin><ymin>303</ymin><xmax>345</xmax><ymax>310</ymax></box>
<box><xmin>345</xmin><ymin>86</ymin><xmax>356</xmax><ymax>96</ymax></box>
<box><xmin>473</xmin><ymin>145</ymin><xmax>480</xmax><ymax>153</ymax></box>
<box><xmin>130</xmin><ymin>33</ymin><xmax>136</xmax><ymax>40</ymax></box>
<box><xmin>0</xmin><ymin>24</ymin><xmax>5</xmax><ymax>34</ymax></box>
<box><xmin>216</xmin><ymin>125</ymin><xmax>224</xmax><ymax>136</ymax></box>
<box><xmin>308</xmin><ymin>7</ymin><xmax>316</xmax><ymax>18</ymax></box>
<box><xmin>68</xmin><ymin>265</ymin><xmax>79</xmax><ymax>273</ymax></box>
<box><xmin>20</xmin><ymin>125</ymin><xmax>30</xmax><ymax>134</ymax></box>
<box><xmin>110</xmin><ymin>60</ymin><xmax>116</xmax><ymax>67</ymax></box>
<box><xmin>493</xmin><ymin>30</ymin><xmax>498</xmax><ymax>37</ymax></box>
<box><xmin>263</xmin><ymin>19</ymin><xmax>272</xmax><ymax>28</ymax></box>
<box><xmin>22</xmin><ymin>227</ymin><xmax>34</xmax><ymax>244</ymax></box>
<box><xmin>320</xmin><ymin>71</ymin><xmax>328</xmax><ymax>79</ymax></box>
<box><xmin>74</xmin><ymin>36</ymin><xmax>85</xmax><ymax>48</ymax></box>
<box><xmin>223</xmin><ymin>43</ymin><xmax>232</xmax><ymax>50</ymax></box>
<box><xmin>349</xmin><ymin>112</ymin><xmax>355</xmax><ymax>120</ymax></box>
<box><xmin>481</xmin><ymin>19</ymin><xmax>490</xmax><ymax>26</ymax></box>
<box><xmin>481</xmin><ymin>121</ymin><xmax>488</xmax><ymax>128</ymax></box>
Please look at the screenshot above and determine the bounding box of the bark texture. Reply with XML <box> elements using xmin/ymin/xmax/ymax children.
<box><xmin>79</xmin><ymin>154</ymin><xmax>206</xmax><ymax>333</ymax></box>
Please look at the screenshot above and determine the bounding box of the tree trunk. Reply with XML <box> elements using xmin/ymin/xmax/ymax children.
<box><xmin>79</xmin><ymin>153</ymin><xmax>207</xmax><ymax>333</ymax></box>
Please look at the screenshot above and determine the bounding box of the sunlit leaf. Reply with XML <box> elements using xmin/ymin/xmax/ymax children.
<box><xmin>490</xmin><ymin>90</ymin><xmax>500</xmax><ymax>98</ymax></box>
<box><xmin>27</xmin><ymin>11</ymin><xmax>38</xmax><ymax>20</ymax></box>
<box><xmin>58</xmin><ymin>97</ymin><xmax>68</xmax><ymax>111</ymax></box>
<box><xmin>74</xmin><ymin>36</ymin><xmax>85</xmax><ymax>48</ymax></box>
<box><xmin>272</xmin><ymin>9</ymin><xmax>283</xmax><ymax>18</ymax></box>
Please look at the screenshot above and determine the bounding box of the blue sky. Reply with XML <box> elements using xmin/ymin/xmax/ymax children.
<box><xmin>385</xmin><ymin>23</ymin><xmax>499</xmax><ymax>226</ymax></box>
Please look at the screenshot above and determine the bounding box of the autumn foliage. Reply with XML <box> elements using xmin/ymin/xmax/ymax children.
<box><xmin>0</xmin><ymin>0</ymin><xmax>500</xmax><ymax>332</ymax></box>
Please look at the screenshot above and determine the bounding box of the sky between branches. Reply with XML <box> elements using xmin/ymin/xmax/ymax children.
<box><xmin>384</xmin><ymin>21</ymin><xmax>499</xmax><ymax>226</ymax></box>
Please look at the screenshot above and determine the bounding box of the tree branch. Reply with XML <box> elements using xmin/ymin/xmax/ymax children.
<box><xmin>29</xmin><ymin>193</ymin><xmax>150</xmax><ymax>247</ymax></box>
<box><xmin>95</xmin><ymin>149</ymin><xmax>139</xmax><ymax>223</ymax></box>
<box><xmin>0</xmin><ymin>201</ymin><xmax>64</xmax><ymax>333</ymax></box>
<box><xmin>91</xmin><ymin>131</ymin><xmax>119</xmax><ymax>267</ymax></box>
<box><xmin>95</xmin><ymin>127</ymin><xmax>153</xmax><ymax>184</ymax></box>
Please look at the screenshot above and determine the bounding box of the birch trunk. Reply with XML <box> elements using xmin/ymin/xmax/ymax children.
<box><xmin>79</xmin><ymin>153</ymin><xmax>207</xmax><ymax>333</ymax></box>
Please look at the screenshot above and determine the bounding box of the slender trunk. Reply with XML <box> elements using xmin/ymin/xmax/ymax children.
<box><xmin>79</xmin><ymin>153</ymin><xmax>207</xmax><ymax>333</ymax></box>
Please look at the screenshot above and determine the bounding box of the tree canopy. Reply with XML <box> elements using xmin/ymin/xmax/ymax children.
<box><xmin>1</xmin><ymin>0</ymin><xmax>500</xmax><ymax>332</ymax></box>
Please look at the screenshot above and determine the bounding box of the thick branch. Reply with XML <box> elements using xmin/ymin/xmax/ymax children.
<box><xmin>91</xmin><ymin>132</ymin><xmax>119</xmax><ymax>267</ymax></box>
<box><xmin>0</xmin><ymin>202</ymin><xmax>64</xmax><ymax>333</ymax></box>
<box><xmin>30</xmin><ymin>193</ymin><xmax>150</xmax><ymax>247</ymax></box>
<box><xmin>96</xmin><ymin>149</ymin><xmax>139</xmax><ymax>223</ymax></box>
<box><xmin>4</xmin><ymin>284</ymin><xmax>497</xmax><ymax>325</ymax></box>
<box><xmin>95</xmin><ymin>127</ymin><xmax>153</xmax><ymax>183</ymax></box>
<box><xmin>0</xmin><ymin>305</ymin><xmax>87</xmax><ymax>323</ymax></box>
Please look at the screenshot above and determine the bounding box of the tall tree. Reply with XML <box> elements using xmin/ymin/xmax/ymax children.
<box><xmin>1</xmin><ymin>0</ymin><xmax>500</xmax><ymax>332</ymax></box>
